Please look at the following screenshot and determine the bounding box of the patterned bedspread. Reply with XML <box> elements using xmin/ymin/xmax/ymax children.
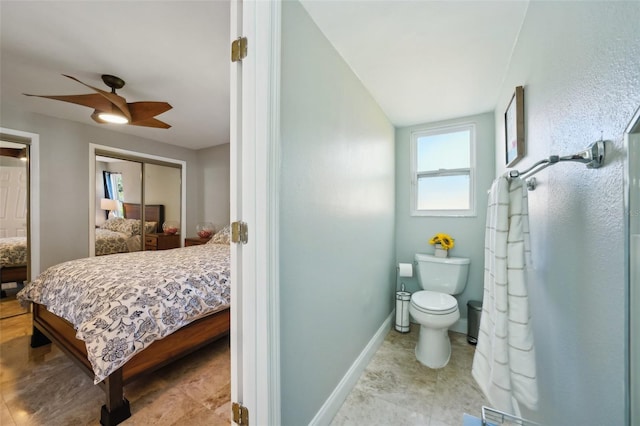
<box><xmin>18</xmin><ymin>243</ymin><xmax>230</xmax><ymax>384</ymax></box>
<box><xmin>0</xmin><ymin>236</ymin><xmax>27</xmax><ymax>267</ymax></box>
<box><xmin>95</xmin><ymin>229</ymin><xmax>132</xmax><ymax>256</ymax></box>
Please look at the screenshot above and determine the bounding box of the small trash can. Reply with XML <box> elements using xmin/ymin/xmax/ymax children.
<box><xmin>467</xmin><ymin>300</ymin><xmax>482</xmax><ymax>345</ymax></box>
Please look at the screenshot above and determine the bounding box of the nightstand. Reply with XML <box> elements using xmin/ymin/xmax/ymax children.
<box><xmin>145</xmin><ymin>233</ymin><xmax>180</xmax><ymax>250</ymax></box>
<box><xmin>184</xmin><ymin>236</ymin><xmax>212</xmax><ymax>247</ymax></box>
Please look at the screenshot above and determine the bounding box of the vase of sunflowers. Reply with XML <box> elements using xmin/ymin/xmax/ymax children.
<box><xmin>429</xmin><ymin>233</ymin><xmax>454</xmax><ymax>258</ymax></box>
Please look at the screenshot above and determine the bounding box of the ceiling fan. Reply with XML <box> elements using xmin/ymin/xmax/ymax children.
<box><xmin>24</xmin><ymin>74</ymin><xmax>172</xmax><ymax>129</ymax></box>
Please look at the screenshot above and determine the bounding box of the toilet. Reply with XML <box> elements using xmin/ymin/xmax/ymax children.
<box><xmin>409</xmin><ymin>253</ymin><xmax>470</xmax><ymax>368</ymax></box>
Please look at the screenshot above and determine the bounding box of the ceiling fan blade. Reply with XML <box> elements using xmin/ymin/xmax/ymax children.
<box><xmin>128</xmin><ymin>117</ymin><xmax>172</xmax><ymax>129</ymax></box>
<box><xmin>23</xmin><ymin>93</ymin><xmax>112</xmax><ymax>111</ymax></box>
<box><xmin>127</xmin><ymin>101</ymin><xmax>173</xmax><ymax>122</ymax></box>
<box><xmin>62</xmin><ymin>74</ymin><xmax>131</xmax><ymax>121</ymax></box>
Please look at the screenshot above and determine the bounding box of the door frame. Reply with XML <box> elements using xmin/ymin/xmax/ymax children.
<box><xmin>625</xmin><ymin>105</ymin><xmax>640</xmax><ymax>426</ymax></box>
<box><xmin>0</xmin><ymin>127</ymin><xmax>40</xmax><ymax>278</ymax></box>
<box><xmin>230</xmin><ymin>0</ymin><xmax>282</xmax><ymax>424</ymax></box>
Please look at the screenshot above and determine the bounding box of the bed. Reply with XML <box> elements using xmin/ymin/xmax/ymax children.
<box><xmin>1</xmin><ymin>236</ymin><xmax>28</xmax><ymax>294</ymax></box>
<box><xmin>17</xmin><ymin>237</ymin><xmax>230</xmax><ymax>425</ymax></box>
<box><xmin>95</xmin><ymin>203</ymin><xmax>164</xmax><ymax>256</ymax></box>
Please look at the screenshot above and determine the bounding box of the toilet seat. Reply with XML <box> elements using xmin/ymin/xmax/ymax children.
<box><xmin>410</xmin><ymin>290</ymin><xmax>458</xmax><ymax>315</ymax></box>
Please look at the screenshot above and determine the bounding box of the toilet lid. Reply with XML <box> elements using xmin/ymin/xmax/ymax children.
<box><xmin>411</xmin><ymin>291</ymin><xmax>458</xmax><ymax>314</ymax></box>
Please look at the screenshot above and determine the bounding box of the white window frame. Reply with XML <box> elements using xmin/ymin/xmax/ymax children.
<box><xmin>410</xmin><ymin>123</ymin><xmax>476</xmax><ymax>217</ymax></box>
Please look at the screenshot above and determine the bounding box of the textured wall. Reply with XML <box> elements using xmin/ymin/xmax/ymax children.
<box><xmin>493</xmin><ymin>2</ymin><xmax>640</xmax><ymax>424</ymax></box>
<box><xmin>280</xmin><ymin>2</ymin><xmax>396</xmax><ymax>424</ymax></box>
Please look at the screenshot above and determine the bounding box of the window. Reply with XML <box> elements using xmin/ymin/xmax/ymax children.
<box><xmin>103</xmin><ymin>171</ymin><xmax>125</xmax><ymax>217</ymax></box>
<box><xmin>411</xmin><ymin>124</ymin><xmax>475</xmax><ymax>216</ymax></box>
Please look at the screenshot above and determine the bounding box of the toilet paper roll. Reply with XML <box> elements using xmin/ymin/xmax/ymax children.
<box><xmin>398</xmin><ymin>263</ymin><xmax>413</xmax><ymax>278</ymax></box>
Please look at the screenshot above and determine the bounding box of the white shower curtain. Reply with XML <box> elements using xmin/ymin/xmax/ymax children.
<box><xmin>472</xmin><ymin>175</ymin><xmax>538</xmax><ymax>414</ymax></box>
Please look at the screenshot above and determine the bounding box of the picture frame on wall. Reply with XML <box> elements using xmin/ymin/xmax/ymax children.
<box><xmin>505</xmin><ymin>85</ymin><xmax>525</xmax><ymax>167</ymax></box>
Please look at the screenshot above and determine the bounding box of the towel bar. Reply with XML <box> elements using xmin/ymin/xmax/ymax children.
<box><xmin>506</xmin><ymin>140</ymin><xmax>606</xmax><ymax>191</ymax></box>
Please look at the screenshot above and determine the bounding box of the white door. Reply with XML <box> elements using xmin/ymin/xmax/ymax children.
<box><xmin>230</xmin><ymin>0</ymin><xmax>281</xmax><ymax>424</ymax></box>
<box><xmin>0</xmin><ymin>165</ymin><xmax>27</xmax><ymax>237</ymax></box>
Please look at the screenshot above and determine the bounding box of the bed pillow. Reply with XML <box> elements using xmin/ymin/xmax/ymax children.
<box><xmin>100</xmin><ymin>218</ymin><xmax>156</xmax><ymax>235</ymax></box>
<box><xmin>99</xmin><ymin>218</ymin><xmax>126</xmax><ymax>232</ymax></box>
<box><xmin>209</xmin><ymin>225</ymin><xmax>231</xmax><ymax>245</ymax></box>
<box><xmin>100</xmin><ymin>218</ymin><xmax>143</xmax><ymax>236</ymax></box>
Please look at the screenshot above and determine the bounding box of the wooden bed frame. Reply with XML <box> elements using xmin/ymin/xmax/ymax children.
<box><xmin>1</xmin><ymin>265</ymin><xmax>27</xmax><ymax>284</ymax></box>
<box><xmin>31</xmin><ymin>303</ymin><xmax>230</xmax><ymax>425</ymax></box>
<box><xmin>122</xmin><ymin>203</ymin><xmax>165</xmax><ymax>234</ymax></box>
<box><xmin>0</xmin><ymin>265</ymin><xmax>27</xmax><ymax>298</ymax></box>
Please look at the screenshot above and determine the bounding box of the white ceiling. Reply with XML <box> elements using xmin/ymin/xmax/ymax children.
<box><xmin>1</xmin><ymin>1</ymin><xmax>529</xmax><ymax>151</ymax></box>
<box><xmin>1</xmin><ymin>0</ymin><xmax>230</xmax><ymax>150</ymax></box>
<box><xmin>301</xmin><ymin>0</ymin><xmax>529</xmax><ymax>127</ymax></box>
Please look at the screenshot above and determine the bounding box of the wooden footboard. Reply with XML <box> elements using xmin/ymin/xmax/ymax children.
<box><xmin>31</xmin><ymin>303</ymin><xmax>230</xmax><ymax>425</ymax></box>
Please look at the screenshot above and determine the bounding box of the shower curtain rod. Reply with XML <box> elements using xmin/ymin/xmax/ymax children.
<box><xmin>507</xmin><ymin>140</ymin><xmax>606</xmax><ymax>190</ymax></box>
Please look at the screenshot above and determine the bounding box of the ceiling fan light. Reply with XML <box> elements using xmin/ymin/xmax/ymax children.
<box><xmin>97</xmin><ymin>111</ymin><xmax>129</xmax><ymax>124</ymax></box>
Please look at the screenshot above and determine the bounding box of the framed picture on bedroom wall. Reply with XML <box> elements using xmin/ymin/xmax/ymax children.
<box><xmin>505</xmin><ymin>85</ymin><xmax>525</xmax><ymax>167</ymax></box>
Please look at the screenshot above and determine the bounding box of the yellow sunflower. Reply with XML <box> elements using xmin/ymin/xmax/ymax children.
<box><xmin>429</xmin><ymin>233</ymin><xmax>455</xmax><ymax>250</ymax></box>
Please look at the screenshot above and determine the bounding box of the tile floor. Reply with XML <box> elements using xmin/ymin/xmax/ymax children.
<box><xmin>1</xmin><ymin>300</ymin><xmax>487</xmax><ymax>426</ymax></box>
<box><xmin>0</xmin><ymin>302</ymin><xmax>231</xmax><ymax>426</ymax></box>
<box><xmin>331</xmin><ymin>324</ymin><xmax>489</xmax><ymax>426</ymax></box>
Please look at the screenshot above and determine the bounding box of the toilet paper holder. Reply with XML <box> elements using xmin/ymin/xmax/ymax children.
<box><xmin>395</xmin><ymin>263</ymin><xmax>413</xmax><ymax>333</ymax></box>
<box><xmin>395</xmin><ymin>286</ymin><xmax>411</xmax><ymax>333</ymax></box>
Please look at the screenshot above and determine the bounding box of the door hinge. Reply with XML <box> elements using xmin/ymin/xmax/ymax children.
<box><xmin>231</xmin><ymin>37</ymin><xmax>248</xmax><ymax>62</ymax></box>
<box><xmin>231</xmin><ymin>221</ymin><xmax>248</xmax><ymax>244</ymax></box>
<box><xmin>232</xmin><ymin>402</ymin><xmax>249</xmax><ymax>426</ymax></box>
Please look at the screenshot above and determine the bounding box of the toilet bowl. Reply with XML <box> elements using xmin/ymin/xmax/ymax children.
<box><xmin>410</xmin><ymin>290</ymin><xmax>460</xmax><ymax>368</ymax></box>
<box><xmin>409</xmin><ymin>253</ymin><xmax>470</xmax><ymax>368</ymax></box>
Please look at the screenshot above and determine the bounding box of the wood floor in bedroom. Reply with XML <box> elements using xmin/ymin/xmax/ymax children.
<box><xmin>0</xmin><ymin>300</ymin><xmax>231</xmax><ymax>426</ymax></box>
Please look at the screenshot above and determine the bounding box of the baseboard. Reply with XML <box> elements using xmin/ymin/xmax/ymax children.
<box><xmin>309</xmin><ymin>310</ymin><xmax>394</xmax><ymax>426</ymax></box>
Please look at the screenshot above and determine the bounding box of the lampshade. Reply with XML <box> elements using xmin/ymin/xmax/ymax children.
<box><xmin>98</xmin><ymin>112</ymin><xmax>129</xmax><ymax>124</ymax></box>
<box><xmin>100</xmin><ymin>198</ymin><xmax>118</xmax><ymax>211</ymax></box>
<box><xmin>91</xmin><ymin>108</ymin><xmax>129</xmax><ymax>124</ymax></box>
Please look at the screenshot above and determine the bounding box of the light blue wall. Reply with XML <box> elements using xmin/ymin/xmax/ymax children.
<box><xmin>395</xmin><ymin>112</ymin><xmax>495</xmax><ymax>323</ymax></box>
<box><xmin>279</xmin><ymin>2</ymin><xmax>396</xmax><ymax>424</ymax></box>
<box><xmin>493</xmin><ymin>2</ymin><xmax>640</xmax><ymax>424</ymax></box>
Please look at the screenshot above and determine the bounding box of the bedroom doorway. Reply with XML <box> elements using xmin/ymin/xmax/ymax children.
<box><xmin>0</xmin><ymin>127</ymin><xmax>40</xmax><ymax>318</ymax></box>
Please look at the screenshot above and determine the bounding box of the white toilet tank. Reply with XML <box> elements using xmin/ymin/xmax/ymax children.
<box><xmin>414</xmin><ymin>253</ymin><xmax>470</xmax><ymax>295</ymax></box>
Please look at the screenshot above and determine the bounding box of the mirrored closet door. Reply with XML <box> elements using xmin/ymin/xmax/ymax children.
<box><xmin>93</xmin><ymin>151</ymin><xmax>182</xmax><ymax>256</ymax></box>
<box><xmin>95</xmin><ymin>155</ymin><xmax>143</xmax><ymax>256</ymax></box>
<box><xmin>0</xmin><ymin>141</ymin><xmax>29</xmax><ymax>318</ymax></box>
